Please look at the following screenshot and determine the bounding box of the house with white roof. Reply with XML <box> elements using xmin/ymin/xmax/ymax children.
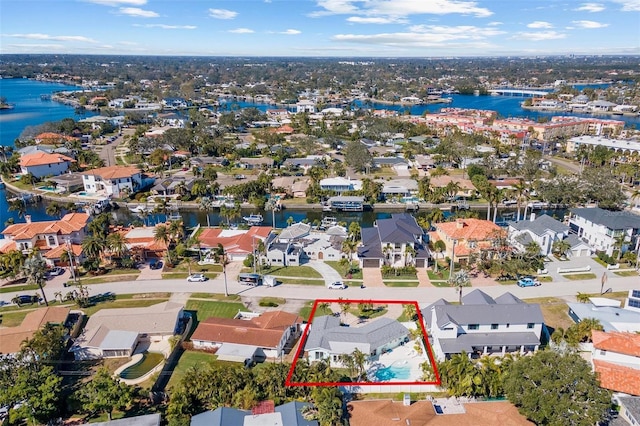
<box><xmin>508</xmin><ymin>213</ymin><xmax>591</xmax><ymax>257</ymax></box>
<box><xmin>296</xmin><ymin>100</ymin><xmax>316</xmax><ymax>113</ymax></box>
<box><xmin>568</xmin><ymin>207</ymin><xmax>640</xmax><ymax>257</ymax></box>
<box><xmin>422</xmin><ymin>290</ymin><xmax>545</xmax><ymax>361</ymax></box>
<box><xmin>304</xmin><ymin>315</ymin><xmax>409</xmax><ymax>367</ymax></box>
<box><xmin>320</xmin><ymin>177</ymin><xmax>363</xmax><ymax>194</ymax></box>
<box><xmin>568</xmin><ymin>292</ymin><xmax>640</xmax><ymax>333</ymax></box>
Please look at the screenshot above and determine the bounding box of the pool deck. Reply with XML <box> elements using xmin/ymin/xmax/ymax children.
<box><xmin>366</xmin><ymin>339</ymin><xmax>427</xmax><ymax>383</ymax></box>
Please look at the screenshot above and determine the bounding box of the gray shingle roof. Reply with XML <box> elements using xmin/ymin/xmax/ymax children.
<box><xmin>571</xmin><ymin>207</ymin><xmax>640</xmax><ymax>230</ymax></box>
<box><xmin>618</xmin><ymin>397</ymin><xmax>640</xmax><ymax>423</ymax></box>
<box><xmin>305</xmin><ymin>316</ymin><xmax>409</xmax><ymax>353</ymax></box>
<box><xmin>494</xmin><ymin>292</ymin><xmax>524</xmax><ymax>305</ymax></box>
<box><xmin>359</xmin><ymin>213</ymin><xmax>428</xmax><ymax>260</ymax></box>
<box><xmin>462</xmin><ymin>289</ymin><xmax>496</xmax><ymax>305</ymax></box>
<box><xmin>83</xmin><ymin>414</ymin><xmax>161</xmax><ymax>426</ymax></box>
<box><xmin>358</xmin><ymin>227</ymin><xmax>383</xmax><ymax>259</ymax></box>
<box><xmin>432</xmin><ymin>304</ymin><xmax>544</xmax><ymax>328</ymax></box>
<box><xmin>565</xmin><ymin>234</ymin><xmax>589</xmax><ymax>249</ymax></box>
<box><xmin>275</xmin><ymin>402</ymin><xmax>319</xmax><ymax>426</ymax></box>
<box><xmin>509</xmin><ymin>214</ymin><xmax>569</xmax><ymax>236</ymax></box>
<box><xmin>191</xmin><ymin>407</ymin><xmax>248</xmax><ymax>426</ymax></box>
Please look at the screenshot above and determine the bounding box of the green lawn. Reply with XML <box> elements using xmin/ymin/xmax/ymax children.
<box><xmin>562</xmin><ymin>273</ymin><xmax>597</xmax><ymax>280</ymax></box>
<box><xmin>185</xmin><ymin>299</ymin><xmax>248</xmax><ymax>321</ymax></box>
<box><xmin>261</xmin><ymin>265</ymin><xmax>322</xmax><ymax>279</ymax></box>
<box><xmin>0</xmin><ymin>283</ymin><xmax>40</xmax><ymax>294</ymax></box>
<box><xmin>83</xmin><ymin>298</ymin><xmax>170</xmax><ymax>316</ymax></box>
<box><xmin>80</xmin><ymin>274</ymin><xmax>140</xmax><ymax>285</ymax></box>
<box><xmin>0</xmin><ymin>310</ymin><xmax>29</xmax><ymax>327</ymax></box>
<box><xmin>166</xmin><ymin>351</ymin><xmax>218</xmax><ymax>389</ymax></box>
<box><xmin>169</xmin><ymin>262</ymin><xmax>223</xmax><ymax>273</ymax></box>
<box><xmin>324</xmin><ymin>261</ymin><xmax>363</xmax><ymax>280</ymax></box>
<box><xmin>614</xmin><ymin>270</ymin><xmax>638</xmax><ymax>277</ymax></box>
<box><xmin>522</xmin><ymin>296</ymin><xmax>573</xmax><ymax>331</ymax></box>
<box><xmin>277</xmin><ymin>278</ymin><xmax>326</xmax><ymax>286</ymax></box>
<box><xmin>162</xmin><ymin>272</ymin><xmax>218</xmax><ymax>280</ymax></box>
<box><xmin>383</xmin><ymin>281</ymin><xmax>420</xmax><ymax>287</ymax></box>
<box><xmin>538</xmin><ymin>276</ymin><xmax>554</xmax><ymax>282</ymax></box>
<box><xmin>427</xmin><ymin>269</ymin><xmax>450</xmax><ymax>281</ymax></box>
<box><xmin>430</xmin><ymin>281</ymin><xmax>453</xmax><ymax>287</ymax></box>
<box><xmin>190</xmin><ymin>293</ymin><xmax>241</xmax><ymax>301</ymax></box>
<box><xmin>259</xmin><ymin>297</ymin><xmax>286</xmax><ymax>307</ymax></box>
<box><xmin>299</xmin><ymin>301</ymin><xmax>335</xmax><ymax>321</ymax></box>
<box><xmin>350</xmin><ymin>305</ymin><xmax>388</xmax><ymax>319</ymax></box>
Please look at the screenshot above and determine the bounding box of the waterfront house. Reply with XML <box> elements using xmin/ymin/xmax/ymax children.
<box><xmin>266</xmin><ymin>242</ymin><xmax>302</xmax><ymax>266</ymax></box>
<box><xmin>191</xmin><ymin>402</ymin><xmax>318</xmax><ymax>426</ymax></box>
<box><xmin>326</xmin><ymin>196</ymin><xmax>365</xmax><ymax>211</ymax></box>
<box><xmin>320</xmin><ymin>177</ymin><xmax>363</xmax><ymax>194</ymax></box>
<box><xmin>71</xmin><ymin>301</ymin><xmax>184</xmax><ymax>360</ymax></box>
<box><xmin>120</xmin><ymin>226</ymin><xmax>169</xmax><ymax>261</ymax></box>
<box><xmin>568</xmin><ymin>207</ymin><xmax>640</xmax><ymax>257</ymax></box>
<box><xmin>19</xmin><ymin>151</ymin><xmax>75</xmax><ymax>179</ymax></box>
<box><xmin>508</xmin><ymin>213</ymin><xmax>590</xmax><ymax>257</ymax></box>
<box><xmin>150</xmin><ymin>176</ymin><xmax>196</xmax><ymax>197</ymax></box>
<box><xmin>380</xmin><ymin>178</ymin><xmax>419</xmax><ymax>200</ymax></box>
<box><xmin>81</xmin><ymin>165</ymin><xmax>143</xmax><ymax>198</ymax></box>
<box><xmin>282</xmin><ymin>156</ymin><xmax>323</xmax><ymax>173</ymax></box>
<box><xmin>591</xmin><ymin>330</ymin><xmax>640</xmax><ymax>396</ymax></box>
<box><xmin>422</xmin><ymin>290</ymin><xmax>545</xmax><ymax>361</ymax></box>
<box><xmin>0</xmin><ymin>307</ymin><xmax>70</xmax><ymax>356</ymax></box>
<box><xmin>197</xmin><ymin>226</ymin><xmax>272</xmax><ymax>262</ymax></box>
<box><xmin>1</xmin><ymin>213</ymin><xmax>89</xmax><ymax>266</ymax></box>
<box><xmin>358</xmin><ymin>213</ymin><xmax>429</xmax><ymax>268</ymax></box>
<box><xmin>296</xmin><ymin>100</ymin><xmax>316</xmax><ymax>113</ymax></box>
<box><xmin>191</xmin><ymin>311</ymin><xmax>302</xmax><ymax>361</ymax></box>
<box><xmin>430</xmin><ymin>218</ymin><xmax>503</xmax><ymax>263</ymax></box>
<box><xmin>304</xmin><ymin>315</ymin><xmax>409</xmax><ymax>367</ymax></box>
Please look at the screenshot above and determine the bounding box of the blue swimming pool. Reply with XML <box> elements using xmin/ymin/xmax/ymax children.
<box><xmin>373</xmin><ymin>361</ymin><xmax>411</xmax><ymax>381</ymax></box>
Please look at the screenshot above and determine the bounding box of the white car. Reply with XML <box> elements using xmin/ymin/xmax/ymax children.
<box><xmin>327</xmin><ymin>281</ymin><xmax>347</xmax><ymax>290</ymax></box>
<box><xmin>187</xmin><ymin>273</ymin><xmax>207</xmax><ymax>282</ymax></box>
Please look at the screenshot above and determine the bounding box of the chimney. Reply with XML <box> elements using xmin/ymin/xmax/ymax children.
<box><xmin>530</xmin><ymin>213</ymin><xmax>536</xmax><ymax>222</ymax></box>
<box><xmin>25</xmin><ymin>215</ymin><xmax>31</xmax><ymax>224</ymax></box>
<box><xmin>456</xmin><ymin>219</ymin><xmax>464</xmax><ymax>229</ymax></box>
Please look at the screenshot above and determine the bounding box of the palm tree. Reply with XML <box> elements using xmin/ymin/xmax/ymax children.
<box><xmin>552</xmin><ymin>239</ymin><xmax>572</xmax><ymax>259</ymax></box>
<box><xmin>352</xmin><ymin>348</ymin><xmax>367</xmax><ymax>381</ymax></box>
<box><xmin>82</xmin><ymin>235</ymin><xmax>106</xmax><ymax>264</ymax></box>
<box><xmin>213</xmin><ymin>243</ymin><xmax>229</xmax><ymax>297</ymax></box>
<box><xmin>341</xmin><ymin>239</ymin><xmax>358</xmax><ymax>264</ymax></box>
<box><xmin>45</xmin><ymin>202</ymin><xmax>62</xmax><ymax>218</ymax></box>
<box><xmin>199</xmin><ymin>197</ymin><xmax>214</xmax><ymax>227</ymax></box>
<box><xmin>513</xmin><ymin>179</ymin><xmax>528</xmax><ymax>221</ymax></box>
<box><xmin>8</xmin><ymin>198</ymin><xmax>26</xmax><ymax>218</ymax></box>
<box><xmin>106</xmin><ymin>232</ymin><xmax>128</xmax><ymax>264</ymax></box>
<box><xmin>286</xmin><ymin>216</ymin><xmax>295</xmax><ymax>227</ymax></box>
<box><xmin>154</xmin><ymin>224</ymin><xmax>170</xmax><ymax>247</ymax></box>
<box><xmin>404</xmin><ymin>244</ymin><xmax>417</xmax><ymax>267</ymax></box>
<box><xmin>403</xmin><ymin>303</ymin><xmax>417</xmax><ymax>321</ymax></box>
<box><xmin>22</xmin><ymin>252</ymin><xmax>48</xmax><ymax>306</ymax></box>
<box><xmin>432</xmin><ymin>240</ymin><xmax>446</xmax><ymax>273</ymax></box>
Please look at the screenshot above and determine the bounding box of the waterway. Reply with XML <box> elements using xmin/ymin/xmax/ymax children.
<box><xmin>0</xmin><ymin>78</ymin><xmax>624</xmax><ymax>226</ymax></box>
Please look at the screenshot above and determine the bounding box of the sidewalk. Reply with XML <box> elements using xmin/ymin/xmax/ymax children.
<box><xmin>416</xmin><ymin>269</ymin><xmax>433</xmax><ymax>287</ymax></box>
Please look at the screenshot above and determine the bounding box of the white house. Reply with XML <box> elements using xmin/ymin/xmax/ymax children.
<box><xmin>296</xmin><ymin>100</ymin><xmax>316</xmax><ymax>113</ymax></box>
<box><xmin>568</xmin><ymin>207</ymin><xmax>640</xmax><ymax>257</ymax></box>
<box><xmin>319</xmin><ymin>177</ymin><xmax>363</xmax><ymax>194</ymax></box>
<box><xmin>422</xmin><ymin>290</ymin><xmax>545</xmax><ymax>361</ymax></box>
<box><xmin>81</xmin><ymin>165</ymin><xmax>142</xmax><ymax>197</ymax></box>
<box><xmin>508</xmin><ymin>213</ymin><xmax>591</xmax><ymax>257</ymax></box>
<box><xmin>19</xmin><ymin>151</ymin><xmax>75</xmax><ymax>179</ymax></box>
<box><xmin>304</xmin><ymin>315</ymin><xmax>409</xmax><ymax>367</ymax></box>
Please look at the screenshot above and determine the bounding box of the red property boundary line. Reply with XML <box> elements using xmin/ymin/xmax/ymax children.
<box><xmin>285</xmin><ymin>299</ymin><xmax>441</xmax><ymax>387</ymax></box>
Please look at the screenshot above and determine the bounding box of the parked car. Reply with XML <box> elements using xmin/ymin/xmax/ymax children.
<box><xmin>149</xmin><ymin>260</ymin><xmax>163</xmax><ymax>270</ymax></box>
<box><xmin>187</xmin><ymin>273</ymin><xmax>207</xmax><ymax>282</ymax></box>
<box><xmin>327</xmin><ymin>281</ymin><xmax>347</xmax><ymax>290</ymax></box>
<box><xmin>517</xmin><ymin>277</ymin><xmax>541</xmax><ymax>287</ymax></box>
<box><xmin>15</xmin><ymin>295</ymin><xmax>39</xmax><ymax>305</ymax></box>
<box><xmin>47</xmin><ymin>267</ymin><xmax>65</xmax><ymax>277</ymax></box>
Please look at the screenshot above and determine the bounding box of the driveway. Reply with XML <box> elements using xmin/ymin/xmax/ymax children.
<box><xmin>306</xmin><ymin>260</ymin><xmax>342</xmax><ymax>285</ymax></box>
<box><xmin>362</xmin><ymin>267</ymin><xmax>385</xmax><ymax>288</ymax></box>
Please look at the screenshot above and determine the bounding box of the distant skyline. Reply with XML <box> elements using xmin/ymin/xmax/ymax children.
<box><xmin>1</xmin><ymin>0</ymin><xmax>639</xmax><ymax>57</ymax></box>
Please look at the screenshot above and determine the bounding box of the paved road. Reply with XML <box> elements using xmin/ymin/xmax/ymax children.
<box><xmin>544</xmin><ymin>155</ymin><xmax>582</xmax><ymax>174</ymax></box>
<box><xmin>2</xmin><ymin>267</ymin><xmax>638</xmax><ymax>310</ymax></box>
<box><xmin>97</xmin><ymin>128</ymin><xmax>134</xmax><ymax>167</ymax></box>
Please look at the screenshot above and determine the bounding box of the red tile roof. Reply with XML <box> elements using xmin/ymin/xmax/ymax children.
<box><xmin>35</xmin><ymin>132</ymin><xmax>75</xmax><ymax>142</ymax></box>
<box><xmin>20</xmin><ymin>151</ymin><xmax>75</xmax><ymax>167</ymax></box>
<box><xmin>44</xmin><ymin>243</ymin><xmax>82</xmax><ymax>259</ymax></box>
<box><xmin>191</xmin><ymin>311</ymin><xmax>302</xmax><ymax>349</ymax></box>
<box><xmin>435</xmin><ymin>218</ymin><xmax>503</xmax><ymax>241</ymax></box>
<box><xmin>198</xmin><ymin>226</ymin><xmax>272</xmax><ymax>254</ymax></box>
<box><xmin>2</xmin><ymin>213</ymin><xmax>89</xmax><ymax>240</ymax></box>
<box><xmin>592</xmin><ymin>330</ymin><xmax>640</xmax><ymax>357</ymax></box>
<box><xmin>593</xmin><ymin>360</ymin><xmax>640</xmax><ymax>396</ymax></box>
<box><xmin>81</xmin><ymin>165</ymin><xmax>141</xmax><ymax>180</ymax></box>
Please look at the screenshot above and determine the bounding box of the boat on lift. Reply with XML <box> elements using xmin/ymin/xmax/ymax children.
<box><xmin>243</xmin><ymin>214</ymin><xmax>264</xmax><ymax>225</ymax></box>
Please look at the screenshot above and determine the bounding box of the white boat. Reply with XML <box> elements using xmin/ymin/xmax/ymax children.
<box><xmin>129</xmin><ymin>205</ymin><xmax>150</xmax><ymax>214</ymax></box>
<box><xmin>320</xmin><ymin>217</ymin><xmax>338</xmax><ymax>228</ymax></box>
<box><xmin>243</xmin><ymin>214</ymin><xmax>264</xmax><ymax>225</ymax></box>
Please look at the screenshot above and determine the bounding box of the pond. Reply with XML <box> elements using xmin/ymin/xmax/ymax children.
<box><xmin>119</xmin><ymin>352</ymin><xmax>164</xmax><ymax>380</ymax></box>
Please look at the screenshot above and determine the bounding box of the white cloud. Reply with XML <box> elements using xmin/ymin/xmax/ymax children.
<box><xmin>571</xmin><ymin>20</ymin><xmax>609</xmax><ymax>28</ymax></box>
<box><xmin>279</xmin><ymin>29</ymin><xmax>302</xmax><ymax>35</ymax></box>
<box><xmin>229</xmin><ymin>28</ymin><xmax>254</xmax><ymax>34</ymax></box>
<box><xmin>527</xmin><ymin>21</ymin><xmax>553</xmax><ymax>29</ymax></box>
<box><xmin>611</xmin><ymin>0</ymin><xmax>640</xmax><ymax>11</ymax></box>
<box><xmin>85</xmin><ymin>0</ymin><xmax>146</xmax><ymax>5</ymax></box>
<box><xmin>134</xmin><ymin>24</ymin><xmax>197</xmax><ymax>29</ymax></box>
<box><xmin>119</xmin><ymin>7</ymin><xmax>159</xmax><ymax>17</ymax></box>
<box><xmin>574</xmin><ymin>3</ymin><xmax>605</xmax><ymax>12</ymax></box>
<box><xmin>487</xmin><ymin>21</ymin><xmax>503</xmax><ymax>26</ymax></box>
<box><xmin>208</xmin><ymin>8</ymin><xmax>238</xmax><ymax>19</ymax></box>
<box><xmin>347</xmin><ymin>16</ymin><xmax>407</xmax><ymax>24</ymax></box>
<box><xmin>7</xmin><ymin>43</ymin><xmax>65</xmax><ymax>49</ymax></box>
<box><xmin>5</xmin><ymin>33</ymin><xmax>98</xmax><ymax>43</ymax></box>
<box><xmin>311</xmin><ymin>0</ymin><xmax>493</xmax><ymax>18</ymax></box>
<box><xmin>513</xmin><ymin>30</ymin><xmax>566</xmax><ymax>41</ymax></box>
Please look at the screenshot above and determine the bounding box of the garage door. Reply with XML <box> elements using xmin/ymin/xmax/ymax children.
<box><xmin>415</xmin><ymin>259</ymin><xmax>425</xmax><ymax>268</ymax></box>
<box><xmin>362</xmin><ymin>258</ymin><xmax>380</xmax><ymax>268</ymax></box>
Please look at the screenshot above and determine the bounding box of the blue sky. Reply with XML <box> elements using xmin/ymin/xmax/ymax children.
<box><xmin>1</xmin><ymin>0</ymin><xmax>638</xmax><ymax>56</ymax></box>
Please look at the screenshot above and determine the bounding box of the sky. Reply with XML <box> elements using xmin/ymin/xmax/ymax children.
<box><xmin>0</xmin><ymin>0</ymin><xmax>639</xmax><ymax>57</ymax></box>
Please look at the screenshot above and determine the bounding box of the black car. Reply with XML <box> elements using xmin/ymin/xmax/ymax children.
<box><xmin>15</xmin><ymin>295</ymin><xmax>38</xmax><ymax>305</ymax></box>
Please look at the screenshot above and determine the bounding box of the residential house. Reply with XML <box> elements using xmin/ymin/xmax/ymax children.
<box><xmin>282</xmin><ymin>156</ymin><xmax>323</xmax><ymax>173</ymax></box>
<box><xmin>34</xmin><ymin>132</ymin><xmax>76</xmax><ymax>145</ymax></box>
<box><xmin>568</xmin><ymin>207</ymin><xmax>640</xmax><ymax>257</ymax></box>
<box><xmin>19</xmin><ymin>151</ymin><xmax>75</xmax><ymax>179</ymax></box>
<box><xmin>422</xmin><ymin>290</ymin><xmax>545</xmax><ymax>361</ymax></box>
<box><xmin>380</xmin><ymin>179</ymin><xmax>419</xmax><ymax>200</ymax></box>
<box><xmin>616</xmin><ymin>397</ymin><xmax>640</xmax><ymax>426</ymax></box>
<box><xmin>320</xmin><ymin>177</ymin><xmax>363</xmax><ymax>194</ymax></box>
<box><xmin>508</xmin><ymin>213</ymin><xmax>591</xmax><ymax>257</ymax></box>
<box><xmin>0</xmin><ymin>307</ymin><xmax>70</xmax><ymax>356</ymax></box>
<box><xmin>372</xmin><ymin>157</ymin><xmax>409</xmax><ymax>173</ymax></box>
<box><xmin>191</xmin><ymin>311</ymin><xmax>302</xmax><ymax>360</ymax></box>
<box><xmin>278</xmin><ymin>222</ymin><xmax>311</xmax><ymax>242</ymax></box>
<box><xmin>347</xmin><ymin>400</ymin><xmax>533</xmax><ymax>426</ymax></box>
<box><xmin>304</xmin><ymin>315</ymin><xmax>409</xmax><ymax>367</ymax></box>
<box><xmin>190</xmin><ymin>156</ymin><xmax>229</xmax><ymax>168</ymax></box>
<box><xmin>191</xmin><ymin>402</ymin><xmax>318</xmax><ymax>426</ymax></box>
<box><xmin>71</xmin><ymin>301</ymin><xmax>184</xmax><ymax>359</ymax></box>
<box><xmin>1</xmin><ymin>213</ymin><xmax>89</xmax><ymax>266</ymax></box>
<box><xmin>266</xmin><ymin>242</ymin><xmax>302</xmax><ymax>266</ymax></box>
<box><xmin>198</xmin><ymin>227</ymin><xmax>272</xmax><ymax>262</ymax></box>
<box><xmin>299</xmin><ymin>231</ymin><xmax>346</xmax><ymax>261</ymax></box>
<box><xmin>429</xmin><ymin>175</ymin><xmax>477</xmax><ymax>200</ymax></box>
<box><xmin>591</xmin><ymin>330</ymin><xmax>640</xmax><ymax>396</ymax></box>
<box><xmin>81</xmin><ymin>165</ymin><xmax>143</xmax><ymax>198</ymax></box>
<box><xmin>121</xmin><ymin>226</ymin><xmax>168</xmax><ymax>261</ymax></box>
<box><xmin>430</xmin><ymin>218</ymin><xmax>504</xmax><ymax>263</ymax></box>
<box><xmin>358</xmin><ymin>213</ymin><xmax>429</xmax><ymax>268</ymax></box>
<box><xmin>568</xmin><ymin>295</ymin><xmax>640</xmax><ymax>333</ymax></box>
<box><xmin>150</xmin><ymin>176</ymin><xmax>196</xmax><ymax>197</ymax></box>
<box><xmin>237</xmin><ymin>157</ymin><xmax>273</xmax><ymax>170</ymax></box>
<box><xmin>296</xmin><ymin>100</ymin><xmax>316</xmax><ymax>113</ymax></box>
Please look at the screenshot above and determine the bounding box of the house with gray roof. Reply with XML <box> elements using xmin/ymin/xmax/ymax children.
<box><xmin>568</xmin><ymin>207</ymin><xmax>640</xmax><ymax>257</ymax></box>
<box><xmin>358</xmin><ymin>213</ymin><xmax>429</xmax><ymax>268</ymax></box>
<box><xmin>191</xmin><ymin>402</ymin><xmax>318</xmax><ymax>426</ymax></box>
<box><xmin>508</xmin><ymin>213</ymin><xmax>588</xmax><ymax>257</ymax></box>
<box><xmin>304</xmin><ymin>316</ymin><xmax>409</xmax><ymax>366</ymax></box>
<box><xmin>422</xmin><ymin>290</ymin><xmax>545</xmax><ymax>361</ymax></box>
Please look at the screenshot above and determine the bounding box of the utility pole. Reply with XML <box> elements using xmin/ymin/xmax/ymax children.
<box><xmin>67</xmin><ymin>239</ymin><xmax>77</xmax><ymax>283</ymax></box>
<box><xmin>449</xmin><ymin>240</ymin><xmax>456</xmax><ymax>282</ymax></box>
